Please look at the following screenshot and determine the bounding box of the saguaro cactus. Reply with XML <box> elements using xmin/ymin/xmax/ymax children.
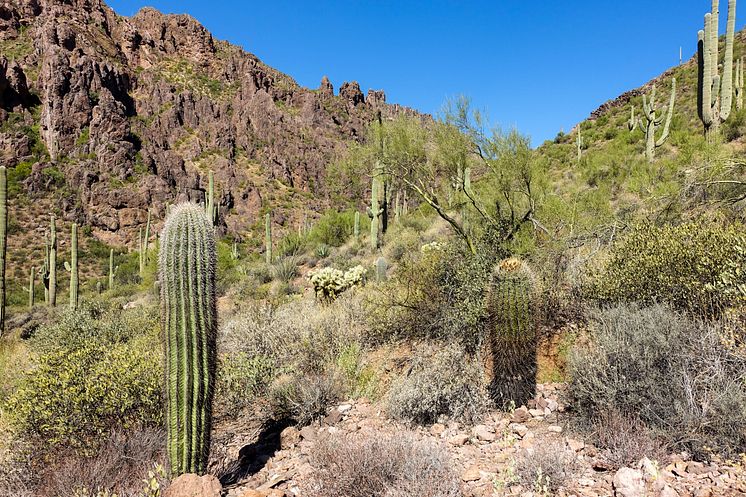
<box><xmin>628</xmin><ymin>105</ymin><xmax>637</xmax><ymax>131</ymax></box>
<box><xmin>484</xmin><ymin>258</ymin><xmax>538</xmax><ymax>409</ymax></box>
<box><xmin>737</xmin><ymin>57</ymin><xmax>744</xmax><ymax>111</ymax></box>
<box><xmin>40</xmin><ymin>237</ymin><xmax>50</xmax><ymax>304</ymax></box>
<box><xmin>159</xmin><ymin>203</ymin><xmax>217</xmax><ymax>476</ymax></box>
<box><xmin>637</xmin><ymin>79</ymin><xmax>676</xmax><ymax>162</ymax></box>
<box><xmin>109</xmin><ymin>248</ymin><xmax>117</xmax><ymax>290</ymax></box>
<box><xmin>64</xmin><ymin>223</ymin><xmax>78</xmax><ymax>310</ymax></box>
<box><xmin>27</xmin><ymin>266</ymin><xmax>34</xmax><ymax>310</ymax></box>
<box><xmin>368</xmin><ymin>164</ymin><xmax>384</xmax><ymax>250</ymax></box>
<box><xmin>49</xmin><ymin>215</ymin><xmax>57</xmax><ymax>307</ymax></box>
<box><xmin>698</xmin><ymin>0</ymin><xmax>737</xmax><ymax>140</ymax></box>
<box><xmin>375</xmin><ymin>256</ymin><xmax>388</xmax><ymax>282</ymax></box>
<box><xmin>576</xmin><ymin>128</ymin><xmax>583</xmax><ymax>161</ymax></box>
<box><xmin>205</xmin><ymin>171</ymin><xmax>217</xmax><ymax>225</ymax></box>
<box><xmin>265</xmin><ymin>212</ymin><xmax>272</xmax><ymax>264</ymax></box>
<box><xmin>0</xmin><ymin>167</ymin><xmax>6</xmax><ymax>334</ymax></box>
<box><xmin>354</xmin><ymin>211</ymin><xmax>360</xmax><ymax>240</ymax></box>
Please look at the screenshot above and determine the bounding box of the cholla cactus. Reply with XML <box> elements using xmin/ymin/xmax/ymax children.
<box><xmin>484</xmin><ymin>257</ymin><xmax>538</xmax><ymax>409</ymax></box>
<box><xmin>308</xmin><ymin>265</ymin><xmax>366</xmax><ymax>302</ymax></box>
<box><xmin>420</xmin><ymin>241</ymin><xmax>444</xmax><ymax>254</ymax></box>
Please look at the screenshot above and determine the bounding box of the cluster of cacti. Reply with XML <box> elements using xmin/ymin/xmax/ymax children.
<box><xmin>139</xmin><ymin>210</ymin><xmax>151</xmax><ymax>277</ymax></box>
<box><xmin>368</xmin><ymin>164</ymin><xmax>384</xmax><ymax>250</ymax></box>
<box><xmin>737</xmin><ymin>57</ymin><xmax>745</xmax><ymax>111</ymax></box>
<box><xmin>158</xmin><ymin>203</ymin><xmax>217</xmax><ymax>476</ymax></box>
<box><xmin>0</xmin><ymin>167</ymin><xmax>6</xmax><ymax>333</ymax></box>
<box><xmin>308</xmin><ymin>265</ymin><xmax>365</xmax><ymax>302</ymax></box>
<box><xmin>631</xmin><ymin>79</ymin><xmax>677</xmax><ymax>162</ymax></box>
<box><xmin>698</xmin><ymin>0</ymin><xmax>737</xmax><ymax>140</ymax></box>
<box><xmin>64</xmin><ymin>223</ymin><xmax>78</xmax><ymax>310</ymax></box>
<box><xmin>265</xmin><ymin>212</ymin><xmax>272</xmax><ymax>264</ymax></box>
<box><xmin>483</xmin><ymin>257</ymin><xmax>538</xmax><ymax>409</ymax></box>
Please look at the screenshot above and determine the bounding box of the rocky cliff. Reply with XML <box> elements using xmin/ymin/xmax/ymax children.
<box><xmin>0</xmin><ymin>0</ymin><xmax>418</xmax><ymax>245</ymax></box>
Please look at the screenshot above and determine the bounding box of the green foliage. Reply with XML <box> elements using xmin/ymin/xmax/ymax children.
<box><xmin>7</xmin><ymin>161</ymin><xmax>33</xmax><ymax>197</ymax></box>
<box><xmin>592</xmin><ymin>221</ymin><xmax>746</xmax><ymax>315</ymax></box>
<box><xmin>272</xmin><ymin>256</ymin><xmax>299</xmax><ymax>283</ymax></box>
<box><xmin>278</xmin><ymin>232</ymin><xmax>306</xmax><ymax>257</ymax></box>
<box><xmin>215</xmin><ymin>353</ymin><xmax>276</xmax><ymax>417</ymax></box>
<box><xmin>5</xmin><ymin>331</ymin><xmax>162</xmax><ymax>454</ymax></box>
<box><xmin>308</xmin><ymin>209</ymin><xmax>356</xmax><ymax>247</ymax></box>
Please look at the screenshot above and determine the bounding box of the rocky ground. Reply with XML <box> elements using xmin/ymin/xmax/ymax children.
<box><xmin>165</xmin><ymin>384</ymin><xmax>746</xmax><ymax>497</ymax></box>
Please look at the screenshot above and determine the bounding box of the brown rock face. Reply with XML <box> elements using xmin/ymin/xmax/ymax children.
<box><xmin>0</xmin><ymin>0</ymin><xmax>423</xmax><ymax>244</ymax></box>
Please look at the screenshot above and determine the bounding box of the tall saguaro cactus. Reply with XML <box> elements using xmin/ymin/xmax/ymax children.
<box><xmin>698</xmin><ymin>0</ymin><xmax>737</xmax><ymax>140</ymax></box>
<box><xmin>64</xmin><ymin>223</ymin><xmax>78</xmax><ymax>310</ymax></box>
<box><xmin>354</xmin><ymin>211</ymin><xmax>360</xmax><ymax>240</ymax></box>
<box><xmin>159</xmin><ymin>203</ymin><xmax>217</xmax><ymax>476</ymax></box>
<box><xmin>265</xmin><ymin>212</ymin><xmax>272</xmax><ymax>264</ymax></box>
<box><xmin>637</xmin><ymin>79</ymin><xmax>677</xmax><ymax>162</ymax></box>
<box><xmin>484</xmin><ymin>258</ymin><xmax>538</xmax><ymax>409</ymax></box>
<box><xmin>0</xmin><ymin>167</ymin><xmax>6</xmax><ymax>334</ymax></box>
<box><xmin>49</xmin><ymin>215</ymin><xmax>57</xmax><ymax>307</ymax></box>
<box><xmin>27</xmin><ymin>266</ymin><xmax>34</xmax><ymax>310</ymax></box>
<box><xmin>368</xmin><ymin>164</ymin><xmax>384</xmax><ymax>250</ymax></box>
<box><xmin>737</xmin><ymin>57</ymin><xmax>744</xmax><ymax>111</ymax></box>
<box><xmin>109</xmin><ymin>248</ymin><xmax>117</xmax><ymax>290</ymax></box>
<box><xmin>576</xmin><ymin>128</ymin><xmax>583</xmax><ymax>162</ymax></box>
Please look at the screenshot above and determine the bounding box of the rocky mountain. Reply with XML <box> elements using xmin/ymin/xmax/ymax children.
<box><xmin>0</xmin><ymin>0</ymin><xmax>419</xmax><ymax>245</ymax></box>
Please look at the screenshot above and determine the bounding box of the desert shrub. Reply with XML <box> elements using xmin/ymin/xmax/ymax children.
<box><xmin>215</xmin><ymin>353</ymin><xmax>277</xmax><ymax>418</ymax></box>
<box><xmin>591</xmin><ymin>410</ymin><xmax>667</xmax><ymax>468</ymax></box>
<box><xmin>303</xmin><ymin>431</ymin><xmax>462</xmax><ymax>497</ymax></box>
<box><xmin>268</xmin><ymin>372</ymin><xmax>344</xmax><ymax>426</ymax></box>
<box><xmin>335</xmin><ymin>343</ymin><xmax>379</xmax><ymax>399</ymax></box>
<box><xmin>37</xmin><ymin>427</ymin><xmax>166</xmax><ymax>497</ymax></box>
<box><xmin>592</xmin><ymin>221</ymin><xmax>746</xmax><ymax>316</ymax></box>
<box><xmin>569</xmin><ymin>304</ymin><xmax>746</xmax><ymax>458</ymax></box>
<box><xmin>723</xmin><ymin>108</ymin><xmax>746</xmax><ymax>142</ymax></box>
<box><xmin>383</xmin><ymin>226</ymin><xmax>421</xmax><ymax>262</ymax></box>
<box><xmin>308</xmin><ymin>265</ymin><xmax>365</xmax><ymax>302</ymax></box>
<box><xmin>366</xmin><ymin>236</ymin><xmax>507</xmax><ymax>349</ymax></box>
<box><xmin>272</xmin><ymin>256</ymin><xmax>299</xmax><ymax>283</ymax></box>
<box><xmin>278</xmin><ymin>233</ymin><xmax>306</xmax><ymax>257</ymax></box>
<box><xmin>308</xmin><ymin>209</ymin><xmax>355</xmax><ymax>247</ymax></box>
<box><xmin>6</xmin><ymin>332</ymin><xmax>163</xmax><ymax>454</ymax></box>
<box><xmin>28</xmin><ymin>301</ymin><xmax>159</xmax><ymax>354</ymax></box>
<box><xmin>386</xmin><ymin>343</ymin><xmax>486</xmax><ymax>426</ymax></box>
<box><xmin>315</xmin><ymin>243</ymin><xmax>330</xmax><ymax>258</ymax></box>
<box><xmin>515</xmin><ymin>440</ymin><xmax>580</xmax><ymax>493</ymax></box>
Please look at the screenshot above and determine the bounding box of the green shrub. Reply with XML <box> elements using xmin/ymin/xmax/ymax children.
<box><xmin>569</xmin><ymin>304</ymin><xmax>746</xmax><ymax>458</ymax></box>
<box><xmin>278</xmin><ymin>233</ymin><xmax>306</xmax><ymax>257</ymax></box>
<box><xmin>6</xmin><ymin>332</ymin><xmax>163</xmax><ymax>454</ymax></box>
<box><xmin>272</xmin><ymin>256</ymin><xmax>299</xmax><ymax>283</ymax></box>
<box><xmin>215</xmin><ymin>353</ymin><xmax>277</xmax><ymax>417</ymax></box>
<box><xmin>386</xmin><ymin>343</ymin><xmax>486</xmax><ymax>426</ymax></box>
<box><xmin>308</xmin><ymin>210</ymin><xmax>355</xmax><ymax>247</ymax></box>
<box><xmin>592</xmin><ymin>221</ymin><xmax>746</xmax><ymax>315</ymax></box>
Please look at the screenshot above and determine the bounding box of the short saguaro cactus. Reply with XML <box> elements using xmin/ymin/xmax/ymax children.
<box><xmin>483</xmin><ymin>257</ymin><xmax>538</xmax><ymax>409</ymax></box>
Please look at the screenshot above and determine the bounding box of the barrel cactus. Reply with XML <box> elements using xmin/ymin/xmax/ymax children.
<box><xmin>483</xmin><ymin>257</ymin><xmax>538</xmax><ymax>409</ymax></box>
<box><xmin>159</xmin><ymin>203</ymin><xmax>217</xmax><ymax>476</ymax></box>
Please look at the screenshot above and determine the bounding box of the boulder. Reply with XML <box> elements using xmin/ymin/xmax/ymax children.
<box><xmin>164</xmin><ymin>474</ymin><xmax>221</xmax><ymax>497</ymax></box>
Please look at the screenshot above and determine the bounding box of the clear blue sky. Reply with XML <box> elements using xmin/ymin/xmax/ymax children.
<box><xmin>108</xmin><ymin>1</ymin><xmax>743</xmax><ymax>146</ymax></box>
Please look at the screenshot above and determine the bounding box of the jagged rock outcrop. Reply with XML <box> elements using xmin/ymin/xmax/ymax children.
<box><xmin>0</xmin><ymin>0</ymin><xmax>422</xmax><ymax>243</ymax></box>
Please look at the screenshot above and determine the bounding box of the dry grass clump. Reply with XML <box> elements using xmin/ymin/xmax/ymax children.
<box><xmin>515</xmin><ymin>439</ymin><xmax>581</xmax><ymax>493</ymax></box>
<box><xmin>303</xmin><ymin>430</ymin><xmax>462</xmax><ymax>497</ymax></box>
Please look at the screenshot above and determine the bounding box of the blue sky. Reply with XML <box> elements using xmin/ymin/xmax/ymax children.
<box><xmin>108</xmin><ymin>1</ymin><xmax>743</xmax><ymax>146</ymax></box>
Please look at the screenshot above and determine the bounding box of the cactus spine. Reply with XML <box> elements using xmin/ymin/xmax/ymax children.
<box><xmin>27</xmin><ymin>266</ymin><xmax>34</xmax><ymax>309</ymax></box>
<box><xmin>64</xmin><ymin>223</ymin><xmax>78</xmax><ymax>310</ymax></box>
<box><xmin>265</xmin><ymin>212</ymin><xmax>272</xmax><ymax>264</ymax></box>
<box><xmin>0</xmin><ymin>167</ymin><xmax>5</xmax><ymax>333</ymax></box>
<box><xmin>354</xmin><ymin>211</ymin><xmax>360</xmax><ymax>240</ymax></box>
<box><xmin>737</xmin><ymin>57</ymin><xmax>744</xmax><ymax>111</ymax></box>
<box><xmin>484</xmin><ymin>258</ymin><xmax>538</xmax><ymax>409</ymax></box>
<box><xmin>159</xmin><ymin>203</ymin><xmax>217</xmax><ymax>476</ymax></box>
<box><xmin>369</xmin><ymin>164</ymin><xmax>384</xmax><ymax>250</ymax></box>
<box><xmin>638</xmin><ymin>79</ymin><xmax>676</xmax><ymax>162</ymax></box>
<box><xmin>698</xmin><ymin>0</ymin><xmax>737</xmax><ymax>140</ymax></box>
<box><xmin>49</xmin><ymin>215</ymin><xmax>57</xmax><ymax>307</ymax></box>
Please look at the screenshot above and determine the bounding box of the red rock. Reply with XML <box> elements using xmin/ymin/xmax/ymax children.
<box><xmin>164</xmin><ymin>474</ymin><xmax>221</xmax><ymax>497</ymax></box>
